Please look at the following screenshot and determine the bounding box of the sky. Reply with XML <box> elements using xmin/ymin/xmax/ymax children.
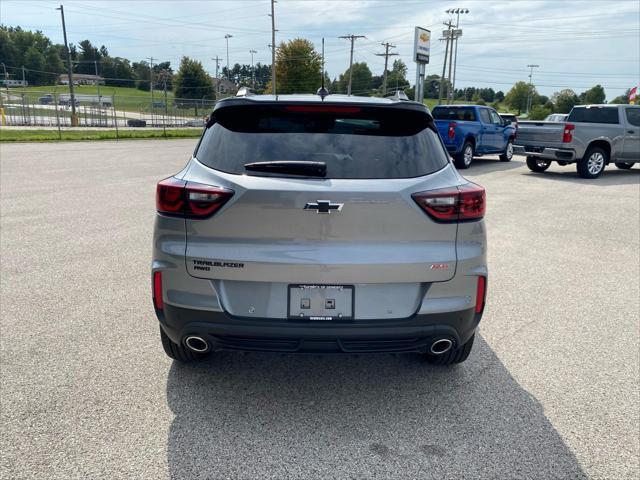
<box><xmin>1</xmin><ymin>0</ymin><xmax>639</xmax><ymax>100</ymax></box>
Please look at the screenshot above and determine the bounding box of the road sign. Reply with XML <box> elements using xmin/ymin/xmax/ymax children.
<box><xmin>414</xmin><ymin>27</ymin><xmax>431</xmax><ymax>64</ymax></box>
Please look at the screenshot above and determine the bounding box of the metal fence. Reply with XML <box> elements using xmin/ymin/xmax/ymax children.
<box><xmin>0</xmin><ymin>89</ymin><xmax>219</xmax><ymax>129</ymax></box>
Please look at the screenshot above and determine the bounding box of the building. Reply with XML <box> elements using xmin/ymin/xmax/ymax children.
<box><xmin>211</xmin><ymin>77</ymin><xmax>237</xmax><ymax>96</ymax></box>
<box><xmin>58</xmin><ymin>74</ymin><xmax>105</xmax><ymax>86</ymax></box>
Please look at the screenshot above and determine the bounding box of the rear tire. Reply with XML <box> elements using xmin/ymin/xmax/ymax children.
<box><xmin>424</xmin><ymin>333</ymin><xmax>475</xmax><ymax>365</ymax></box>
<box><xmin>499</xmin><ymin>139</ymin><xmax>514</xmax><ymax>162</ymax></box>
<box><xmin>615</xmin><ymin>162</ymin><xmax>633</xmax><ymax>170</ymax></box>
<box><xmin>454</xmin><ymin>141</ymin><xmax>474</xmax><ymax>169</ymax></box>
<box><xmin>160</xmin><ymin>326</ymin><xmax>208</xmax><ymax>362</ymax></box>
<box><xmin>577</xmin><ymin>147</ymin><xmax>607</xmax><ymax>178</ymax></box>
<box><xmin>526</xmin><ymin>156</ymin><xmax>551</xmax><ymax>172</ymax></box>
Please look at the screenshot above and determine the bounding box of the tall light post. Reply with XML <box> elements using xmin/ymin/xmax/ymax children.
<box><xmin>446</xmin><ymin>8</ymin><xmax>469</xmax><ymax>103</ymax></box>
<box><xmin>56</xmin><ymin>4</ymin><xmax>78</xmax><ymax>125</ymax></box>
<box><xmin>249</xmin><ymin>49</ymin><xmax>257</xmax><ymax>89</ymax></box>
<box><xmin>224</xmin><ymin>34</ymin><xmax>233</xmax><ymax>82</ymax></box>
<box><xmin>526</xmin><ymin>64</ymin><xmax>539</xmax><ymax>115</ymax></box>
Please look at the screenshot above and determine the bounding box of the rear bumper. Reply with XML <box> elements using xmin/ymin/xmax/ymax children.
<box><xmin>513</xmin><ymin>145</ymin><xmax>576</xmax><ymax>161</ymax></box>
<box><xmin>157</xmin><ymin>304</ymin><xmax>481</xmax><ymax>354</ymax></box>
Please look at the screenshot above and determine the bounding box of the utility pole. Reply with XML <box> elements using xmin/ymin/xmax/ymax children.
<box><xmin>447</xmin><ymin>8</ymin><xmax>469</xmax><ymax>103</ymax></box>
<box><xmin>57</xmin><ymin>5</ymin><xmax>77</xmax><ymax>125</ymax></box>
<box><xmin>212</xmin><ymin>56</ymin><xmax>221</xmax><ymax>98</ymax></box>
<box><xmin>526</xmin><ymin>64</ymin><xmax>539</xmax><ymax>115</ymax></box>
<box><xmin>339</xmin><ymin>34</ymin><xmax>366</xmax><ymax>95</ymax></box>
<box><xmin>375</xmin><ymin>42</ymin><xmax>398</xmax><ymax>96</ymax></box>
<box><xmin>147</xmin><ymin>57</ymin><xmax>155</xmax><ymax>124</ymax></box>
<box><xmin>249</xmin><ymin>49</ymin><xmax>257</xmax><ymax>89</ymax></box>
<box><xmin>94</xmin><ymin>60</ymin><xmax>101</xmax><ymax>106</ymax></box>
<box><xmin>269</xmin><ymin>0</ymin><xmax>277</xmax><ymax>95</ymax></box>
<box><xmin>438</xmin><ymin>21</ymin><xmax>454</xmax><ymax>105</ymax></box>
<box><xmin>224</xmin><ymin>34</ymin><xmax>233</xmax><ymax>82</ymax></box>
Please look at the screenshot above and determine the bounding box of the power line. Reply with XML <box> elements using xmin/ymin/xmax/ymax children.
<box><xmin>375</xmin><ymin>42</ymin><xmax>398</xmax><ymax>96</ymax></box>
<box><xmin>338</xmin><ymin>34</ymin><xmax>366</xmax><ymax>95</ymax></box>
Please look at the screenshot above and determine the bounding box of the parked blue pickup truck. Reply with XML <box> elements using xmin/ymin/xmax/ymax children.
<box><xmin>432</xmin><ymin>105</ymin><xmax>517</xmax><ymax>169</ymax></box>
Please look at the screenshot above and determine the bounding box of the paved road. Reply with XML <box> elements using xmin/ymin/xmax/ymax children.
<box><xmin>1</xmin><ymin>140</ymin><xmax>638</xmax><ymax>479</ymax></box>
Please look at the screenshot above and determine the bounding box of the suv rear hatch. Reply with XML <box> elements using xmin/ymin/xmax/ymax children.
<box><xmin>182</xmin><ymin>101</ymin><xmax>463</xmax><ymax>319</ymax></box>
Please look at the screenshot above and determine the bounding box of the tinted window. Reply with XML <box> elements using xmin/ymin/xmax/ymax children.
<box><xmin>432</xmin><ymin>106</ymin><xmax>477</xmax><ymax>121</ymax></box>
<box><xmin>568</xmin><ymin>107</ymin><xmax>619</xmax><ymax>124</ymax></box>
<box><xmin>626</xmin><ymin>108</ymin><xmax>640</xmax><ymax>127</ymax></box>
<box><xmin>479</xmin><ymin>109</ymin><xmax>491</xmax><ymax>123</ymax></box>
<box><xmin>196</xmin><ymin>105</ymin><xmax>449</xmax><ymax>179</ymax></box>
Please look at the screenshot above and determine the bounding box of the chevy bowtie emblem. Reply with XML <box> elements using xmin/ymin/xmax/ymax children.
<box><xmin>304</xmin><ymin>200</ymin><xmax>344</xmax><ymax>214</ymax></box>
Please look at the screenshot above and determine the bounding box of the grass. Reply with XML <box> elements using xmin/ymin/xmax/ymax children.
<box><xmin>3</xmin><ymin>85</ymin><xmax>205</xmax><ymax>115</ymax></box>
<box><xmin>0</xmin><ymin>128</ymin><xmax>202</xmax><ymax>142</ymax></box>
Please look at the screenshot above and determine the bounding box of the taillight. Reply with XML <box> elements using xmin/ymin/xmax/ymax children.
<box><xmin>156</xmin><ymin>177</ymin><xmax>234</xmax><ymax>219</ymax></box>
<box><xmin>448</xmin><ymin>122</ymin><xmax>457</xmax><ymax>139</ymax></box>
<box><xmin>562</xmin><ymin>123</ymin><xmax>575</xmax><ymax>143</ymax></box>
<box><xmin>475</xmin><ymin>276</ymin><xmax>486</xmax><ymax>313</ymax></box>
<box><xmin>412</xmin><ymin>183</ymin><xmax>486</xmax><ymax>222</ymax></box>
<box><xmin>153</xmin><ymin>271</ymin><xmax>163</xmax><ymax>310</ymax></box>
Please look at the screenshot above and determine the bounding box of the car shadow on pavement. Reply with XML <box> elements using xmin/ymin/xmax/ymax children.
<box><xmin>463</xmin><ymin>157</ymin><xmax>524</xmax><ymax>176</ymax></box>
<box><xmin>523</xmin><ymin>167</ymin><xmax>639</xmax><ymax>186</ymax></box>
<box><xmin>164</xmin><ymin>335</ymin><xmax>586</xmax><ymax>479</ymax></box>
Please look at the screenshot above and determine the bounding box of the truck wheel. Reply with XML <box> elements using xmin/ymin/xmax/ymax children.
<box><xmin>425</xmin><ymin>334</ymin><xmax>475</xmax><ymax>365</ymax></box>
<box><xmin>499</xmin><ymin>139</ymin><xmax>514</xmax><ymax>162</ymax></box>
<box><xmin>454</xmin><ymin>141</ymin><xmax>474</xmax><ymax>169</ymax></box>
<box><xmin>615</xmin><ymin>162</ymin><xmax>633</xmax><ymax>170</ymax></box>
<box><xmin>577</xmin><ymin>147</ymin><xmax>607</xmax><ymax>178</ymax></box>
<box><xmin>160</xmin><ymin>327</ymin><xmax>208</xmax><ymax>362</ymax></box>
<box><xmin>526</xmin><ymin>156</ymin><xmax>551</xmax><ymax>172</ymax></box>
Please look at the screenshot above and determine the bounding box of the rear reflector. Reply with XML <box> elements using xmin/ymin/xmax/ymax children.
<box><xmin>475</xmin><ymin>276</ymin><xmax>486</xmax><ymax>313</ymax></box>
<box><xmin>156</xmin><ymin>177</ymin><xmax>234</xmax><ymax>219</ymax></box>
<box><xmin>153</xmin><ymin>271</ymin><xmax>163</xmax><ymax>310</ymax></box>
<box><xmin>412</xmin><ymin>183</ymin><xmax>486</xmax><ymax>222</ymax></box>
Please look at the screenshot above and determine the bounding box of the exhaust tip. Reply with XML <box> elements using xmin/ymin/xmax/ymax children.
<box><xmin>430</xmin><ymin>338</ymin><xmax>453</xmax><ymax>355</ymax></box>
<box><xmin>184</xmin><ymin>336</ymin><xmax>209</xmax><ymax>353</ymax></box>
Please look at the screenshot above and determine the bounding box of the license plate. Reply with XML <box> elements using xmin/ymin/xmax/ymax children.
<box><xmin>288</xmin><ymin>284</ymin><xmax>354</xmax><ymax>320</ymax></box>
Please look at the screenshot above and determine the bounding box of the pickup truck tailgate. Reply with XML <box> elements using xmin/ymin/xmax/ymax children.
<box><xmin>516</xmin><ymin>121</ymin><xmax>565</xmax><ymax>147</ymax></box>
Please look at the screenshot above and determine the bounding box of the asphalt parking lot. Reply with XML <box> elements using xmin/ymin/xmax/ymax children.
<box><xmin>1</xmin><ymin>139</ymin><xmax>638</xmax><ymax>479</ymax></box>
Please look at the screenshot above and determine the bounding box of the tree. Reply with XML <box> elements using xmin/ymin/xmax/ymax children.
<box><xmin>529</xmin><ymin>105</ymin><xmax>553</xmax><ymax>120</ymax></box>
<box><xmin>101</xmin><ymin>56</ymin><xmax>134</xmax><ymax>87</ymax></box>
<box><xmin>581</xmin><ymin>84</ymin><xmax>606</xmax><ymax>104</ymax></box>
<box><xmin>43</xmin><ymin>47</ymin><xmax>64</xmax><ymax>84</ymax></box>
<box><xmin>386</xmin><ymin>59</ymin><xmax>408</xmax><ymax>92</ymax></box>
<box><xmin>23</xmin><ymin>46</ymin><xmax>46</xmax><ymax>85</ymax></box>
<box><xmin>495</xmin><ymin>90</ymin><xmax>505</xmax><ymax>102</ymax></box>
<box><xmin>553</xmin><ymin>89</ymin><xmax>579</xmax><ymax>113</ymax></box>
<box><xmin>174</xmin><ymin>56</ymin><xmax>214</xmax><ymax>100</ymax></box>
<box><xmin>610</xmin><ymin>90</ymin><xmax>630</xmax><ymax>104</ymax></box>
<box><xmin>132</xmin><ymin>61</ymin><xmax>151</xmax><ymax>91</ymax></box>
<box><xmin>505</xmin><ymin>81</ymin><xmax>534</xmax><ymax>115</ymax></box>
<box><xmin>338</xmin><ymin>62</ymin><xmax>372</xmax><ymax>95</ymax></box>
<box><xmin>273</xmin><ymin>38</ymin><xmax>322</xmax><ymax>94</ymax></box>
<box><xmin>77</xmin><ymin>39</ymin><xmax>101</xmax><ymax>74</ymax></box>
<box><xmin>424</xmin><ymin>74</ymin><xmax>446</xmax><ymax>99</ymax></box>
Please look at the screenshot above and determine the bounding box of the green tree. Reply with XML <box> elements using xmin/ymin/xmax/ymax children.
<box><xmin>338</xmin><ymin>62</ymin><xmax>372</xmax><ymax>95</ymax></box>
<box><xmin>273</xmin><ymin>38</ymin><xmax>322</xmax><ymax>94</ymax></box>
<box><xmin>495</xmin><ymin>90</ymin><xmax>505</xmax><ymax>102</ymax></box>
<box><xmin>505</xmin><ymin>81</ymin><xmax>534</xmax><ymax>115</ymax></box>
<box><xmin>610</xmin><ymin>89</ymin><xmax>630</xmax><ymax>104</ymax></box>
<box><xmin>101</xmin><ymin>56</ymin><xmax>135</xmax><ymax>87</ymax></box>
<box><xmin>553</xmin><ymin>89</ymin><xmax>579</xmax><ymax>113</ymax></box>
<box><xmin>386</xmin><ymin>59</ymin><xmax>408</xmax><ymax>92</ymax></box>
<box><xmin>43</xmin><ymin>47</ymin><xmax>64</xmax><ymax>84</ymax></box>
<box><xmin>581</xmin><ymin>84</ymin><xmax>606</xmax><ymax>104</ymax></box>
<box><xmin>174</xmin><ymin>56</ymin><xmax>214</xmax><ymax>100</ymax></box>
<box><xmin>23</xmin><ymin>46</ymin><xmax>46</xmax><ymax>85</ymax></box>
<box><xmin>529</xmin><ymin>105</ymin><xmax>553</xmax><ymax>120</ymax></box>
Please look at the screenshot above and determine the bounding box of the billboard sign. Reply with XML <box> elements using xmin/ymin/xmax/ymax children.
<box><xmin>414</xmin><ymin>27</ymin><xmax>431</xmax><ymax>64</ymax></box>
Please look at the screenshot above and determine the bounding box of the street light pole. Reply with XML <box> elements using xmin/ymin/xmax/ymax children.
<box><xmin>225</xmin><ymin>34</ymin><xmax>233</xmax><ymax>82</ymax></box>
<box><xmin>447</xmin><ymin>8</ymin><xmax>469</xmax><ymax>103</ymax></box>
<box><xmin>249</xmin><ymin>49</ymin><xmax>257</xmax><ymax>89</ymax></box>
<box><xmin>57</xmin><ymin>4</ymin><xmax>78</xmax><ymax>125</ymax></box>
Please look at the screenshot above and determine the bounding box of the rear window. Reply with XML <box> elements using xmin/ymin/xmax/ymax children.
<box><xmin>567</xmin><ymin>106</ymin><xmax>619</xmax><ymax>124</ymax></box>
<box><xmin>432</xmin><ymin>106</ymin><xmax>477</xmax><ymax>121</ymax></box>
<box><xmin>195</xmin><ymin>105</ymin><xmax>449</xmax><ymax>179</ymax></box>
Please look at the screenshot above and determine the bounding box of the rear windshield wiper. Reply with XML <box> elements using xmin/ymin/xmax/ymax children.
<box><xmin>244</xmin><ymin>161</ymin><xmax>327</xmax><ymax>177</ymax></box>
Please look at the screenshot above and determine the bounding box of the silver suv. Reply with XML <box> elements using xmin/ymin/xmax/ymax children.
<box><xmin>152</xmin><ymin>93</ymin><xmax>487</xmax><ymax>365</ymax></box>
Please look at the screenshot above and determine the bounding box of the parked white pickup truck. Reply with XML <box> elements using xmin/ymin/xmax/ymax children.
<box><xmin>514</xmin><ymin>104</ymin><xmax>640</xmax><ymax>178</ymax></box>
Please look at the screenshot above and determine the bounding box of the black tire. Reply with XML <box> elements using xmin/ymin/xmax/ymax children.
<box><xmin>424</xmin><ymin>334</ymin><xmax>475</xmax><ymax>366</ymax></box>
<box><xmin>526</xmin><ymin>156</ymin><xmax>551</xmax><ymax>172</ymax></box>
<box><xmin>499</xmin><ymin>139</ymin><xmax>514</xmax><ymax>162</ymax></box>
<box><xmin>160</xmin><ymin>326</ymin><xmax>208</xmax><ymax>362</ymax></box>
<box><xmin>577</xmin><ymin>147</ymin><xmax>607</xmax><ymax>179</ymax></box>
<box><xmin>454</xmin><ymin>141</ymin><xmax>474</xmax><ymax>169</ymax></box>
<box><xmin>615</xmin><ymin>162</ymin><xmax>633</xmax><ymax>170</ymax></box>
